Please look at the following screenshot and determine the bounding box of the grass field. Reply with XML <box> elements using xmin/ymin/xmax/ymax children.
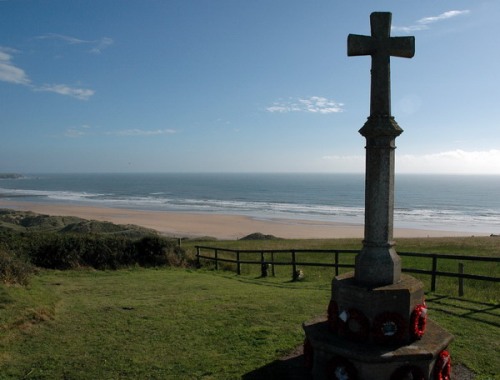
<box><xmin>1</xmin><ymin>236</ymin><xmax>499</xmax><ymax>379</ymax></box>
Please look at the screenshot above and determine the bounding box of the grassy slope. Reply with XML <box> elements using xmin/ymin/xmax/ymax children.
<box><xmin>1</xmin><ymin>266</ymin><xmax>499</xmax><ymax>379</ymax></box>
<box><xmin>1</xmin><ymin>269</ymin><xmax>329</xmax><ymax>379</ymax></box>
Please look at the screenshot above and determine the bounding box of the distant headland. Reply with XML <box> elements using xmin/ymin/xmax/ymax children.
<box><xmin>0</xmin><ymin>173</ymin><xmax>23</xmax><ymax>179</ymax></box>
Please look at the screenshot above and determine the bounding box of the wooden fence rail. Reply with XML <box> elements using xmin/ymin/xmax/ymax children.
<box><xmin>195</xmin><ymin>246</ymin><xmax>499</xmax><ymax>295</ymax></box>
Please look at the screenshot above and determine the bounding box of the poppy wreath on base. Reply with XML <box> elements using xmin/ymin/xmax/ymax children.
<box><xmin>326</xmin><ymin>356</ymin><xmax>358</xmax><ymax>380</ymax></box>
<box><xmin>327</xmin><ymin>300</ymin><xmax>339</xmax><ymax>333</ymax></box>
<box><xmin>390</xmin><ymin>365</ymin><xmax>425</xmax><ymax>380</ymax></box>
<box><xmin>372</xmin><ymin>311</ymin><xmax>406</xmax><ymax>345</ymax></box>
<box><xmin>338</xmin><ymin>308</ymin><xmax>370</xmax><ymax>342</ymax></box>
<box><xmin>303</xmin><ymin>338</ymin><xmax>314</xmax><ymax>369</ymax></box>
<box><xmin>434</xmin><ymin>350</ymin><xmax>451</xmax><ymax>380</ymax></box>
<box><xmin>410</xmin><ymin>303</ymin><xmax>428</xmax><ymax>340</ymax></box>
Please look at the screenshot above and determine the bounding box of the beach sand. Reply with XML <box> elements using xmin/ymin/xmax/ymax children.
<box><xmin>0</xmin><ymin>200</ymin><xmax>481</xmax><ymax>240</ymax></box>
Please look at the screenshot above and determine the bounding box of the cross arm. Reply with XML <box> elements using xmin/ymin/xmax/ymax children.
<box><xmin>347</xmin><ymin>34</ymin><xmax>374</xmax><ymax>56</ymax></box>
<box><xmin>389</xmin><ymin>37</ymin><xmax>415</xmax><ymax>58</ymax></box>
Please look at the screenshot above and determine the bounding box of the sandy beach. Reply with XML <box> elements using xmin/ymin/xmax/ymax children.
<box><xmin>0</xmin><ymin>200</ymin><xmax>482</xmax><ymax>240</ymax></box>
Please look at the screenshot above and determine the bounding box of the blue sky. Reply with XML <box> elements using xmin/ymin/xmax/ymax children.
<box><xmin>1</xmin><ymin>0</ymin><xmax>499</xmax><ymax>174</ymax></box>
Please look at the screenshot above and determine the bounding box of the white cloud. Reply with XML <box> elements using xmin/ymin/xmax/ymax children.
<box><xmin>267</xmin><ymin>96</ymin><xmax>344</xmax><ymax>114</ymax></box>
<box><xmin>37</xmin><ymin>33</ymin><xmax>114</xmax><ymax>54</ymax></box>
<box><xmin>321</xmin><ymin>149</ymin><xmax>500</xmax><ymax>174</ymax></box>
<box><xmin>62</xmin><ymin>126</ymin><xmax>176</xmax><ymax>138</ymax></box>
<box><xmin>392</xmin><ymin>10</ymin><xmax>470</xmax><ymax>33</ymax></box>
<box><xmin>0</xmin><ymin>46</ymin><xmax>94</xmax><ymax>100</ymax></box>
<box><xmin>37</xmin><ymin>33</ymin><xmax>87</xmax><ymax>45</ymax></box>
<box><xmin>0</xmin><ymin>47</ymin><xmax>31</xmax><ymax>85</ymax></box>
<box><xmin>36</xmin><ymin>84</ymin><xmax>95</xmax><ymax>100</ymax></box>
<box><xmin>90</xmin><ymin>37</ymin><xmax>114</xmax><ymax>54</ymax></box>
<box><xmin>397</xmin><ymin>149</ymin><xmax>500</xmax><ymax>174</ymax></box>
<box><xmin>106</xmin><ymin>129</ymin><xmax>177</xmax><ymax>136</ymax></box>
<box><xmin>64</xmin><ymin>125</ymin><xmax>92</xmax><ymax>138</ymax></box>
<box><xmin>418</xmin><ymin>10</ymin><xmax>470</xmax><ymax>25</ymax></box>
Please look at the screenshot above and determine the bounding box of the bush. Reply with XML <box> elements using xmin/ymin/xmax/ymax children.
<box><xmin>133</xmin><ymin>236</ymin><xmax>188</xmax><ymax>267</ymax></box>
<box><xmin>28</xmin><ymin>234</ymin><xmax>136</xmax><ymax>270</ymax></box>
<box><xmin>0</xmin><ymin>249</ymin><xmax>34</xmax><ymax>285</ymax></box>
<box><xmin>26</xmin><ymin>233</ymin><xmax>191</xmax><ymax>270</ymax></box>
<box><xmin>29</xmin><ymin>234</ymin><xmax>83</xmax><ymax>270</ymax></box>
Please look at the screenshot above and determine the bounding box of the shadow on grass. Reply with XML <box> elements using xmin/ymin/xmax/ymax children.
<box><xmin>427</xmin><ymin>294</ymin><xmax>500</xmax><ymax>328</ymax></box>
<box><xmin>242</xmin><ymin>350</ymin><xmax>312</xmax><ymax>380</ymax></box>
<box><xmin>242</xmin><ymin>344</ymin><xmax>475</xmax><ymax>380</ymax></box>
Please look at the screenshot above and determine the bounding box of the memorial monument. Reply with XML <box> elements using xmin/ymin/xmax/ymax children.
<box><xmin>303</xmin><ymin>12</ymin><xmax>453</xmax><ymax>380</ymax></box>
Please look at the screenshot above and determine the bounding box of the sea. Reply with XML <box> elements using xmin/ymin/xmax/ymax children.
<box><xmin>1</xmin><ymin>173</ymin><xmax>499</xmax><ymax>234</ymax></box>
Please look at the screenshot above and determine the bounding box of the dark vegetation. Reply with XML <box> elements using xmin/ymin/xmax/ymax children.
<box><xmin>239</xmin><ymin>232</ymin><xmax>280</xmax><ymax>240</ymax></box>
<box><xmin>0</xmin><ymin>209</ymin><xmax>192</xmax><ymax>285</ymax></box>
<box><xmin>0</xmin><ymin>173</ymin><xmax>23</xmax><ymax>179</ymax></box>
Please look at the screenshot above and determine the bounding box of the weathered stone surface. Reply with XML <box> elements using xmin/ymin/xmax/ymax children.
<box><xmin>303</xmin><ymin>318</ymin><xmax>453</xmax><ymax>380</ymax></box>
<box><xmin>347</xmin><ymin>12</ymin><xmax>414</xmax><ymax>287</ymax></box>
<box><xmin>332</xmin><ymin>272</ymin><xmax>425</xmax><ymax>344</ymax></box>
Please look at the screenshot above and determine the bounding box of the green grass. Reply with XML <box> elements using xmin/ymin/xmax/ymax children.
<box><xmin>1</xmin><ymin>268</ymin><xmax>329</xmax><ymax>379</ymax></box>
<box><xmin>1</xmin><ymin>236</ymin><xmax>499</xmax><ymax>379</ymax></box>
<box><xmin>185</xmin><ymin>236</ymin><xmax>499</xmax><ymax>302</ymax></box>
<box><xmin>1</xmin><ymin>267</ymin><xmax>499</xmax><ymax>379</ymax></box>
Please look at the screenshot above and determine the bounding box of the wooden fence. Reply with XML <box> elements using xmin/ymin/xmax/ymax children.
<box><xmin>195</xmin><ymin>246</ymin><xmax>499</xmax><ymax>296</ymax></box>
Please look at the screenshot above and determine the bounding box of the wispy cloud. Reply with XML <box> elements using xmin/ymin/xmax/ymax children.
<box><xmin>64</xmin><ymin>125</ymin><xmax>92</xmax><ymax>138</ymax></box>
<box><xmin>322</xmin><ymin>149</ymin><xmax>500</xmax><ymax>174</ymax></box>
<box><xmin>0</xmin><ymin>47</ymin><xmax>31</xmax><ymax>85</ymax></box>
<box><xmin>106</xmin><ymin>129</ymin><xmax>177</xmax><ymax>136</ymax></box>
<box><xmin>398</xmin><ymin>149</ymin><xmax>500</xmax><ymax>174</ymax></box>
<box><xmin>36</xmin><ymin>33</ymin><xmax>114</xmax><ymax>54</ymax></box>
<box><xmin>267</xmin><ymin>96</ymin><xmax>344</xmax><ymax>114</ymax></box>
<box><xmin>62</xmin><ymin>126</ymin><xmax>176</xmax><ymax>138</ymax></box>
<box><xmin>35</xmin><ymin>84</ymin><xmax>94</xmax><ymax>100</ymax></box>
<box><xmin>0</xmin><ymin>46</ymin><xmax>94</xmax><ymax>100</ymax></box>
<box><xmin>392</xmin><ymin>10</ymin><xmax>470</xmax><ymax>33</ymax></box>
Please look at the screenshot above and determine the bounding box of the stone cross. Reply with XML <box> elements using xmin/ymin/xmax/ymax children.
<box><xmin>348</xmin><ymin>12</ymin><xmax>415</xmax><ymax>287</ymax></box>
<box><xmin>348</xmin><ymin>12</ymin><xmax>414</xmax><ymax>117</ymax></box>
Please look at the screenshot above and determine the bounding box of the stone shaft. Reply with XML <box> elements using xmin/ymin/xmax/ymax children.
<box><xmin>347</xmin><ymin>12</ymin><xmax>414</xmax><ymax>287</ymax></box>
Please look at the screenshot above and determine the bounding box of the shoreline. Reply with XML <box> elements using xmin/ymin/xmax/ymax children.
<box><xmin>0</xmin><ymin>200</ymin><xmax>485</xmax><ymax>240</ymax></box>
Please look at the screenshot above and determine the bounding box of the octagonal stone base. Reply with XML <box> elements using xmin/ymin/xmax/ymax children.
<box><xmin>303</xmin><ymin>317</ymin><xmax>453</xmax><ymax>380</ymax></box>
<box><xmin>332</xmin><ymin>272</ymin><xmax>425</xmax><ymax>345</ymax></box>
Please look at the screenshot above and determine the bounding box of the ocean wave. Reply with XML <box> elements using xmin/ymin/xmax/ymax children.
<box><xmin>1</xmin><ymin>184</ymin><xmax>499</xmax><ymax>233</ymax></box>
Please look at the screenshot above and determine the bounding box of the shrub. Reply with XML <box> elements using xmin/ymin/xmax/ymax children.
<box><xmin>134</xmin><ymin>236</ymin><xmax>174</xmax><ymax>266</ymax></box>
<box><xmin>26</xmin><ymin>233</ymin><xmax>191</xmax><ymax>270</ymax></box>
<box><xmin>29</xmin><ymin>234</ymin><xmax>82</xmax><ymax>269</ymax></box>
<box><xmin>0</xmin><ymin>249</ymin><xmax>34</xmax><ymax>285</ymax></box>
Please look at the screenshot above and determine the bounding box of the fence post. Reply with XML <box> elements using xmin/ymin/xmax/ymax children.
<box><xmin>291</xmin><ymin>250</ymin><xmax>298</xmax><ymax>281</ymax></box>
<box><xmin>236</xmin><ymin>251</ymin><xmax>241</xmax><ymax>275</ymax></box>
<box><xmin>215</xmin><ymin>249</ymin><xmax>218</xmax><ymax>271</ymax></box>
<box><xmin>260</xmin><ymin>251</ymin><xmax>268</xmax><ymax>277</ymax></box>
<box><xmin>196</xmin><ymin>246</ymin><xmax>200</xmax><ymax>267</ymax></box>
<box><xmin>335</xmin><ymin>251</ymin><xmax>339</xmax><ymax>276</ymax></box>
<box><xmin>458</xmin><ymin>263</ymin><xmax>464</xmax><ymax>297</ymax></box>
<box><xmin>271</xmin><ymin>252</ymin><xmax>276</xmax><ymax>277</ymax></box>
<box><xmin>431</xmin><ymin>255</ymin><xmax>438</xmax><ymax>292</ymax></box>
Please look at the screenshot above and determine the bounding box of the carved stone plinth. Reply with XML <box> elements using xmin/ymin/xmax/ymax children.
<box><xmin>303</xmin><ymin>316</ymin><xmax>453</xmax><ymax>380</ymax></box>
<box><xmin>332</xmin><ymin>272</ymin><xmax>425</xmax><ymax>345</ymax></box>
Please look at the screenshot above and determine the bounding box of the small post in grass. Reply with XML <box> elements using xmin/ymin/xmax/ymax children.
<box><xmin>271</xmin><ymin>252</ymin><xmax>276</xmax><ymax>277</ymax></box>
<box><xmin>291</xmin><ymin>250</ymin><xmax>298</xmax><ymax>281</ymax></box>
<box><xmin>431</xmin><ymin>254</ymin><xmax>438</xmax><ymax>292</ymax></box>
<box><xmin>458</xmin><ymin>262</ymin><xmax>464</xmax><ymax>297</ymax></box>
<box><xmin>260</xmin><ymin>251</ymin><xmax>268</xmax><ymax>277</ymax></box>
<box><xmin>236</xmin><ymin>250</ymin><xmax>241</xmax><ymax>275</ymax></box>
